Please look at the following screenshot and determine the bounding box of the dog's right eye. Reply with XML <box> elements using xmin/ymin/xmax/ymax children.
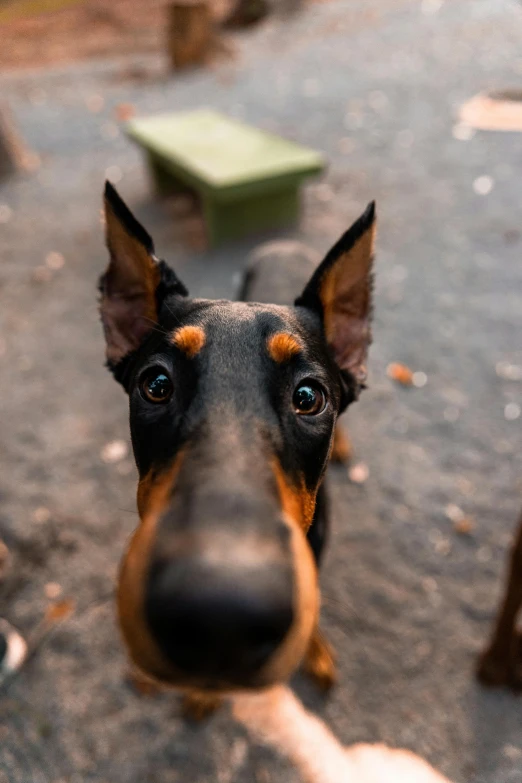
<box><xmin>140</xmin><ymin>370</ymin><xmax>173</xmax><ymax>404</ymax></box>
<box><xmin>293</xmin><ymin>382</ymin><xmax>327</xmax><ymax>416</ymax></box>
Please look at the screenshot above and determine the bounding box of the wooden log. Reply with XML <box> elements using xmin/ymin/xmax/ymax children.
<box><xmin>0</xmin><ymin>104</ymin><xmax>38</xmax><ymax>179</ymax></box>
<box><xmin>0</xmin><ymin>106</ymin><xmax>20</xmax><ymax>179</ymax></box>
<box><xmin>167</xmin><ymin>1</ymin><xmax>213</xmax><ymax>70</ymax></box>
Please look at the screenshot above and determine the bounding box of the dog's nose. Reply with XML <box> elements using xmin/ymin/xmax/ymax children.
<box><xmin>145</xmin><ymin>556</ymin><xmax>294</xmax><ymax>683</ymax></box>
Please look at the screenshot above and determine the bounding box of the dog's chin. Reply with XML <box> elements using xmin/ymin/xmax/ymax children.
<box><xmin>131</xmin><ymin>658</ymin><xmax>301</xmax><ymax>695</ymax></box>
<box><xmin>158</xmin><ymin>672</ymin><xmax>291</xmax><ymax>696</ymax></box>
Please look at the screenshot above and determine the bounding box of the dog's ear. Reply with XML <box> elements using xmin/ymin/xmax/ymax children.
<box><xmin>295</xmin><ymin>202</ymin><xmax>375</xmax><ymax>396</ymax></box>
<box><xmin>99</xmin><ymin>182</ymin><xmax>187</xmax><ymax>370</ymax></box>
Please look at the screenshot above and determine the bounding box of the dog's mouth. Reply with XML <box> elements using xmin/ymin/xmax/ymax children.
<box><xmin>136</xmin><ymin>659</ymin><xmax>293</xmax><ymax>695</ymax></box>
<box><xmin>128</xmin><ymin>641</ymin><xmax>309</xmax><ymax>694</ymax></box>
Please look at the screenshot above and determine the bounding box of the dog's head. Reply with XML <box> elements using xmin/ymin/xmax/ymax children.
<box><xmin>100</xmin><ymin>183</ymin><xmax>375</xmax><ymax>692</ymax></box>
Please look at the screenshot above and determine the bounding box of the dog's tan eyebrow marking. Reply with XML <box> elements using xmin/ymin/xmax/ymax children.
<box><xmin>267</xmin><ymin>332</ymin><xmax>302</xmax><ymax>364</ymax></box>
<box><xmin>171</xmin><ymin>325</ymin><xmax>206</xmax><ymax>358</ymax></box>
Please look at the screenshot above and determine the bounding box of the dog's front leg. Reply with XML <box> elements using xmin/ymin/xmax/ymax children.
<box><xmin>182</xmin><ymin>691</ymin><xmax>223</xmax><ymax>721</ymax></box>
<box><xmin>330</xmin><ymin>422</ymin><xmax>352</xmax><ymax>464</ymax></box>
<box><xmin>302</xmin><ymin>626</ymin><xmax>337</xmax><ymax>690</ymax></box>
<box><xmin>477</xmin><ymin>509</ymin><xmax>522</xmax><ymax>689</ymax></box>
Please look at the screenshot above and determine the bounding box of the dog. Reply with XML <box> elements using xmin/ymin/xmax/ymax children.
<box><xmin>99</xmin><ymin>182</ymin><xmax>375</xmax><ymax>714</ymax></box>
<box><xmin>477</xmin><ymin>506</ymin><xmax>522</xmax><ymax>690</ymax></box>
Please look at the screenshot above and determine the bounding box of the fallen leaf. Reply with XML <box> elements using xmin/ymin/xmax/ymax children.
<box><xmin>45</xmin><ymin>599</ymin><xmax>75</xmax><ymax>624</ymax></box>
<box><xmin>460</xmin><ymin>92</ymin><xmax>522</xmax><ymax>133</ymax></box>
<box><xmin>454</xmin><ymin>517</ymin><xmax>475</xmax><ymax>536</ymax></box>
<box><xmin>115</xmin><ymin>102</ymin><xmax>136</xmax><ymax>122</ymax></box>
<box><xmin>387</xmin><ymin>362</ymin><xmax>413</xmax><ymax>386</ymax></box>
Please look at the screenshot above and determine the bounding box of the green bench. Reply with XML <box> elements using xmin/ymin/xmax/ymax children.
<box><xmin>125</xmin><ymin>109</ymin><xmax>326</xmax><ymax>246</ymax></box>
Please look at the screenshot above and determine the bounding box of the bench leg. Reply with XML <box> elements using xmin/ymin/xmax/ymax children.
<box><xmin>147</xmin><ymin>153</ymin><xmax>193</xmax><ymax>198</ymax></box>
<box><xmin>203</xmin><ymin>187</ymin><xmax>301</xmax><ymax>246</ymax></box>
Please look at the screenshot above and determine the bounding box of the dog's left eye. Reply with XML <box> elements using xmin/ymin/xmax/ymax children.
<box><xmin>293</xmin><ymin>382</ymin><xmax>327</xmax><ymax>416</ymax></box>
<box><xmin>140</xmin><ymin>370</ymin><xmax>173</xmax><ymax>404</ymax></box>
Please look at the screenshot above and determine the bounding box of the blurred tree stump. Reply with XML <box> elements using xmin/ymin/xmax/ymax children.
<box><xmin>0</xmin><ymin>105</ymin><xmax>37</xmax><ymax>179</ymax></box>
<box><xmin>222</xmin><ymin>0</ymin><xmax>270</xmax><ymax>28</ymax></box>
<box><xmin>0</xmin><ymin>106</ymin><xmax>21</xmax><ymax>178</ymax></box>
<box><xmin>167</xmin><ymin>0</ymin><xmax>213</xmax><ymax>69</ymax></box>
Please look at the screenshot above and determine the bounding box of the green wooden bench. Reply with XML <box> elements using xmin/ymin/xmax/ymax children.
<box><xmin>125</xmin><ymin>109</ymin><xmax>326</xmax><ymax>246</ymax></box>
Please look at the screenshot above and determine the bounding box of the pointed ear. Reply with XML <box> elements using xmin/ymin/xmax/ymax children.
<box><xmin>99</xmin><ymin>182</ymin><xmax>188</xmax><ymax>369</ymax></box>
<box><xmin>295</xmin><ymin>202</ymin><xmax>376</xmax><ymax>392</ymax></box>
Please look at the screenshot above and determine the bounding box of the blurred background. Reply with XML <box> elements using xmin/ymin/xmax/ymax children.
<box><xmin>0</xmin><ymin>0</ymin><xmax>521</xmax><ymax>781</ymax></box>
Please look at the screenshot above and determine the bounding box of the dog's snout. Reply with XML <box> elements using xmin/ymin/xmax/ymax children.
<box><xmin>145</xmin><ymin>554</ymin><xmax>294</xmax><ymax>684</ymax></box>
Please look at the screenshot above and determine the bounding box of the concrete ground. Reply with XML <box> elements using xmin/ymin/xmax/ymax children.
<box><xmin>1</xmin><ymin>0</ymin><xmax>521</xmax><ymax>781</ymax></box>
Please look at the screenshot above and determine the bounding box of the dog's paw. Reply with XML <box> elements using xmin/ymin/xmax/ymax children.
<box><xmin>182</xmin><ymin>691</ymin><xmax>223</xmax><ymax>721</ymax></box>
<box><xmin>302</xmin><ymin>629</ymin><xmax>337</xmax><ymax>691</ymax></box>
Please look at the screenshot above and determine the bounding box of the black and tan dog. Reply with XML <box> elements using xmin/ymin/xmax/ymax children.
<box><xmin>99</xmin><ymin>182</ymin><xmax>375</xmax><ymax>712</ymax></box>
